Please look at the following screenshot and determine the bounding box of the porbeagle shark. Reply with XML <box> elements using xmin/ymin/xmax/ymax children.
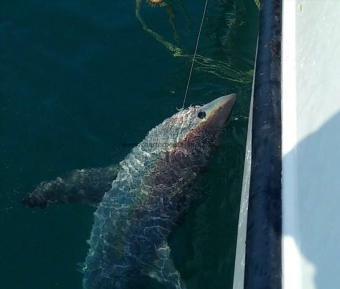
<box><xmin>23</xmin><ymin>94</ymin><xmax>236</xmax><ymax>289</ymax></box>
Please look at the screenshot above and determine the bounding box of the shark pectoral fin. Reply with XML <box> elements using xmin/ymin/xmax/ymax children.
<box><xmin>22</xmin><ymin>165</ymin><xmax>119</xmax><ymax>209</ymax></box>
<box><xmin>147</xmin><ymin>242</ymin><xmax>186</xmax><ymax>289</ymax></box>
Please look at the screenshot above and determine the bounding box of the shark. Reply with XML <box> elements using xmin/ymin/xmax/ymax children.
<box><xmin>23</xmin><ymin>94</ymin><xmax>236</xmax><ymax>289</ymax></box>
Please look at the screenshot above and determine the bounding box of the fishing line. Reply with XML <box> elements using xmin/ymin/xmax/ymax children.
<box><xmin>181</xmin><ymin>0</ymin><xmax>209</xmax><ymax>109</ymax></box>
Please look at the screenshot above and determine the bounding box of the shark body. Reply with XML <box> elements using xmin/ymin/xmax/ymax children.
<box><xmin>23</xmin><ymin>94</ymin><xmax>236</xmax><ymax>289</ymax></box>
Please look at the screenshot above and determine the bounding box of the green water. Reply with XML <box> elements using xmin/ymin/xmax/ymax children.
<box><xmin>0</xmin><ymin>0</ymin><xmax>258</xmax><ymax>288</ymax></box>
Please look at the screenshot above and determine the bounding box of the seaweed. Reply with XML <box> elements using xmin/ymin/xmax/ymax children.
<box><xmin>135</xmin><ymin>0</ymin><xmax>253</xmax><ymax>85</ymax></box>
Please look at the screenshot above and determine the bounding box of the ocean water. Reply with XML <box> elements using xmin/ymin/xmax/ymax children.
<box><xmin>0</xmin><ymin>1</ymin><xmax>258</xmax><ymax>289</ymax></box>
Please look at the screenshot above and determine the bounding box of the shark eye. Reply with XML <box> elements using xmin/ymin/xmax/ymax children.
<box><xmin>197</xmin><ymin>111</ymin><xmax>206</xmax><ymax>119</ymax></box>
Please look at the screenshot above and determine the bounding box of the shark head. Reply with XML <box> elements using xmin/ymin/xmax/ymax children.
<box><xmin>152</xmin><ymin>94</ymin><xmax>236</xmax><ymax>152</ymax></box>
<box><xmin>138</xmin><ymin>93</ymin><xmax>237</xmax><ymax>194</ymax></box>
<box><xmin>189</xmin><ymin>93</ymin><xmax>236</xmax><ymax>134</ymax></box>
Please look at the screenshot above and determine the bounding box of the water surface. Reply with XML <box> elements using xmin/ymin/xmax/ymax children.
<box><xmin>0</xmin><ymin>1</ymin><xmax>258</xmax><ymax>288</ymax></box>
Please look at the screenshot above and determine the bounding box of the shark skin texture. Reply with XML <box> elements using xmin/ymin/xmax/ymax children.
<box><xmin>24</xmin><ymin>95</ymin><xmax>236</xmax><ymax>289</ymax></box>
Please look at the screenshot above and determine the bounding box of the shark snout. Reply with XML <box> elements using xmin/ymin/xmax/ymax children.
<box><xmin>201</xmin><ymin>94</ymin><xmax>236</xmax><ymax>127</ymax></box>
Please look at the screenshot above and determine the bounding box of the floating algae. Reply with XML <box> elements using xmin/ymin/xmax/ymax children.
<box><xmin>147</xmin><ymin>0</ymin><xmax>167</xmax><ymax>7</ymax></box>
<box><xmin>146</xmin><ymin>0</ymin><xmax>184</xmax><ymax>42</ymax></box>
<box><xmin>136</xmin><ymin>0</ymin><xmax>253</xmax><ymax>84</ymax></box>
